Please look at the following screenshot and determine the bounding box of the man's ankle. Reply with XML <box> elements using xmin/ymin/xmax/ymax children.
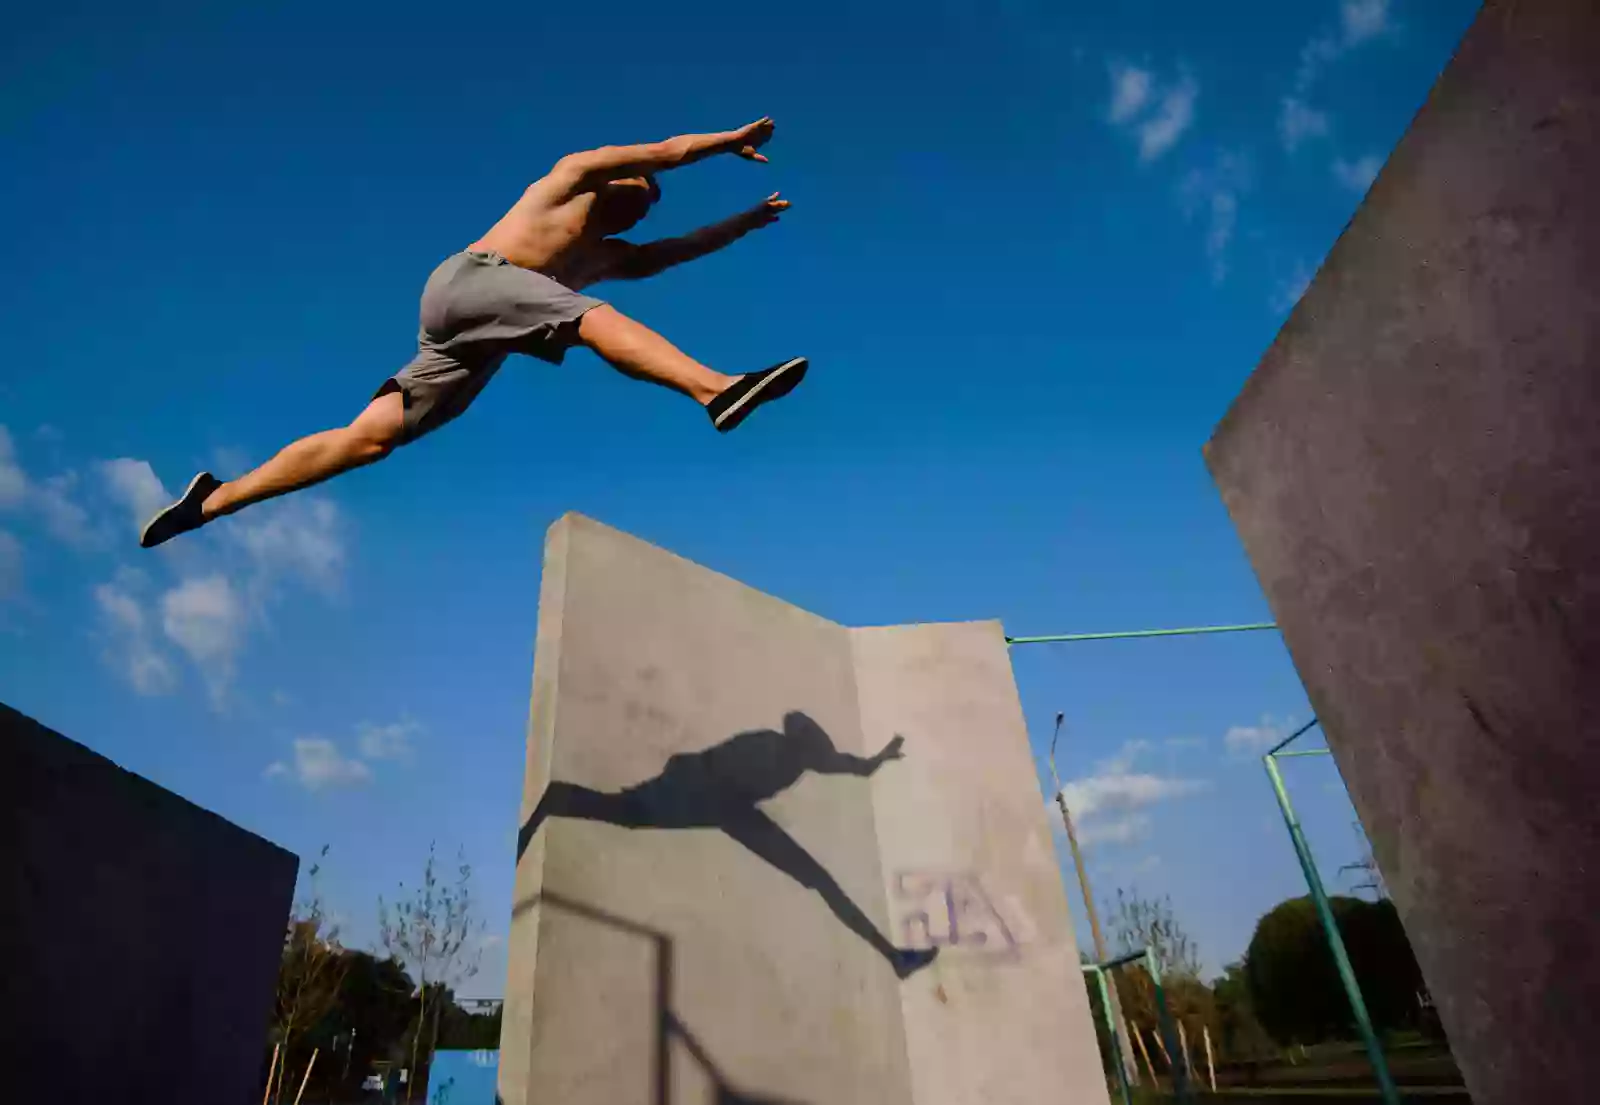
<box><xmin>200</xmin><ymin>484</ymin><xmax>230</xmax><ymax>520</ymax></box>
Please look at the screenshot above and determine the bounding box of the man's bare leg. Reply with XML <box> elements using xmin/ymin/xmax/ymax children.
<box><xmin>138</xmin><ymin>390</ymin><xmax>406</xmax><ymax>548</ymax></box>
<box><xmin>203</xmin><ymin>390</ymin><xmax>405</xmax><ymax>517</ymax></box>
<box><xmin>577</xmin><ymin>304</ymin><xmax>734</xmax><ymax>403</ymax></box>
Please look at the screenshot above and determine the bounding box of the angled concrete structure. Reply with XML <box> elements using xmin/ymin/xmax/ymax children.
<box><xmin>1</xmin><ymin>702</ymin><xmax>298</xmax><ymax>1105</ymax></box>
<box><xmin>498</xmin><ymin>513</ymin><xmax>1107</xmax><ymax>1105</ymax></box>
<box><xmin>1205</xmin><ymin>3</ymin><xmax>1600</xmax><ymax>1103</ymax></box>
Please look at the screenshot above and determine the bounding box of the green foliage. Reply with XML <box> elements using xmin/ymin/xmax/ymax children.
<box><xmin>1244</xmin><ymin>895</ymin><xmax>1425</xmax><ymax>1046</ymax></box>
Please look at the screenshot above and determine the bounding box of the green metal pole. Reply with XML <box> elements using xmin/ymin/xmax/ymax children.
<box><xmin>1144</xmin><ymin>949</ymin><xmax>1192</xmax><ymax>1103</ymax></box>
<box><xmin>1083</xmin><ymin>965</ymin><xmax>1134</xmax><ymax>1105</ymax></box>
<box><xmin>1263</xmin><ymin>753</ymin><xmax>1401</xmax><ymax>1105</ymax></box>
<box><xmin>1006</xmin><ymin>622</ymin><xmax>1278</xmax><ymax>646</ymax></box>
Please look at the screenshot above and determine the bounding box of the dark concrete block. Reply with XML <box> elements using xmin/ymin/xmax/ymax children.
<box><xmin>0</xmin><ymin>702</ymin><xmax>298</xmax><ymax>1105</ymax></box>
<box><xmin>1204</xmin><ymin>3</ymin><xmax>1600</xmax><ymax>1103</ymax></box>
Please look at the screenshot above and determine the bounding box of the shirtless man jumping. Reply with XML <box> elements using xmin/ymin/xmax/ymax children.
<box><xmin>139</xmin><ymin>117</ymin><xmax>805</xmax><ymax>549</ymax></box>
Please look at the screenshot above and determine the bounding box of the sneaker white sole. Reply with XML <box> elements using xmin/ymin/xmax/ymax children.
<box><xmin>713</xmin><ymin>357</ymin><xmax>807</xmax><ymax>430</ymax></box>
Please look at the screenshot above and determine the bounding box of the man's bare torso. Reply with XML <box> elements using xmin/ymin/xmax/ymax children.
<box><xmin>468</xmin><ymin>178</ymin><xmax>621</xmax><ymax>290</ymax></box>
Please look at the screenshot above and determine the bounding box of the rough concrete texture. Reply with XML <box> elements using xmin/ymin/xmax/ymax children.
<box><xmin>500</xmin><ymin>514</ymin><xmax>1107</xmax><ymax>1105</ymax></box>
<box><xmin>1</xmin><ymin>701</ymin><xmax>298</xmax><ymax>1105</ymax></box>
<box><xmin>1204</xmin><ymin>3</ymin><xmax>1600</xmax><ymax>1103</ymax></box>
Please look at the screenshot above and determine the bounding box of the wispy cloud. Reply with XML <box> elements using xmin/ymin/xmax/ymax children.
<box><xmin>99</xmin><ymin>459</ymin><xmax>172</xmax><ymax>537</ymax></box>
<box><xmin>1296</xmin><ymin>0</ymin><xmax>1395</xmax><ymax>93</ymax></box>
<box><xmin>93</xmin><ymin>570</ymin><xmax>179</xmax><ymax>695</ymax></box>
<box><xmin>1181</xmin><ymin>152</ymin><xmax>1252</xmax><ymax>283</ymax></box>
<box><xmin>0</xmin><ymin>531</ymin><xmax>22</xmax><ymax>602</ymax></box>
<box><xmin>1106</xmin><ymin>61</ymin><xmax>1198</xmax><ymax>163</ymax></box>
<box><xmin>0</xmin><ymin>427</ymin><xmax>95</xmax><ymax>548</ymax></box>
<box><xmin>161</xmin><ymin>574</ymin><xmax>246</xmax><ymax>702</ymax></box>
<box><xmin>1224</xmin><ymin>714</ymin><xmax>1301</xmax><ymax>755</ymax></box>
<box><xmin>1332</xmin><ymin>154</ymin><xmax>1382</xmax><ymax>193</ymax></box>
<box><xmin>0</xmin><ymin>428</ymin><xmax>26</xmax><ymax>509</ymax></box>
<box><xmin>1341</xmin><ymin>0</ymin><xmax>1392</xmax><ymax>45</ymax></box>
<box><xmin>1108</xmin><ymin>64</ymin><xmax>1153</xmax><ymax>125</ymax></box>
<box><xmin>267</xmin><ymin>737</ymin><xmax>373</xmax><ymax>791</ymax></box>
<box><xmin>1279</xmin><ymin>97</ymin><xmax>1331</xmax><ymax>153</ymax></box>
<box><xmin>1055</xmin><ymin>739</ymin><xmax>1209</xmax><ymax>852</ymax></box>
<box><xmin>230</xmin><ymin>496</ymin><xmax>345</xmax><ymax>594</ymax></box>
<box><xmin>357</xmin><ymin>717</ymin><xmax>421</xmax><ymax>762</ymax></box>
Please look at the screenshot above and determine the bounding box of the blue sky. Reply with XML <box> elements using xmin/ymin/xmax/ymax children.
<box><xmin>2</xmin><ymin>0</ymin><xmax>1477</xmax><ymax>992</ymax></box>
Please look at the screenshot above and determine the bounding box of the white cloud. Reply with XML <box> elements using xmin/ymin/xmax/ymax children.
<box><xmin>1279</xmin><ymin>97</ymin><xmax>1331</xmax><ymax>152</ymax></box>
<box><xmin>1107</xmin><ymin>64</ymin><xmax>1153</xmax><ymax>125</ymax></box>
<box><xmin>264</xmin><ymin>761</ymin><xmax>290</xmax><ymax>780</ymax></box>
<box><xmin>0</xmin><ymin>428</ymin><xmax>94</xmax><ymax>546</ymax></box>
<box><xmin>1181</xmin><ymin>153</ymin><xmax>1251</xmax><ymax>283</ymax></box>
<box><xmin>1062</xmin><ymin>772</ymin><xmax>1211</xmax><ymax>823</ymax></box>
<box><xmin>275</xmin><ymin>737</ymin><xmax>373</xmax><ymax>791</ymax></box>
<box><xmin>0</xmin><ymin>427</ymin><xmax>26</xmax><ymax>508</ymax></box>
<box><xmin>161</xmin><ymin>574</ymin><xmax>246</xmax><ymax>699</ymax></box>
<box><xmin>100</xmin><ymin>459</ymin><xmax>172</xmax><ymax>536</ymax></box>
<box><xmin>1333</xmin><ymin>154</ymin><xmax>1382</xmax><ymax>193</ymax></box>
<box><xmin>0</xmin><ymin>531</ymin><xmax>21</xmax><ymax>601</ymax></box>
<box><xmin>1095</xmin><ymin>739</ymin><xmax>1154</xmax><ymax>776</ymax></box>
<box><xmin>1138</xmin><ymin>76</ymin><xmax>1198</xmax><ymax>162</ymax></box>
<box><xmin>36</xmin><ymin>472</ymin><xmax>94</xmax><ymax>546</ymax></box>
<box><xmin>357</xmin><ymin>717</ymin><xmax>421</xmax><ymax>762</ymax></box>
<box><xmin>1272</xmin><ymin>261</ymin><xmax>1315</xmax><ymax>313</ymax></box>
<box><xmin>231</xmin><ymin>497</ymin><xmax>345</xmax><ymax>592</ymax></box>
<box><xmin>1104</xmin><ymin>62</ymin><xmax>1198</xmax><ymax>163</ymax></box>
<box><xmin>1341</xmin><ymin>0</ymin><xmax>1391</xmax><ymax>45</ymax></box>
<box><xmin>1296</xmin><ymin>0</ymin><xmax>1394</xmax><ymax>93</ymax></box>
<box><xmin>94</xmin><ymin>574</ymin><xmax>179</xmax><ymax>695</ymax></box>
<box><xmin>1079</xmin><ymin>812</ymin><xmax>1154</xmax><ymax>848</ymax></box>
<box><xmin>1225</xmin><ymin>715</ymin><xmax>1299</xmax><ymax>755</ymax></box>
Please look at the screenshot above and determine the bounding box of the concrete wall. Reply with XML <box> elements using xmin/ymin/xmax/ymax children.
<box><xmin>500</xmin><ymin>514</ymin><xmax>1107</xmax><ymax>1105</ymax></box>
<box><xmin>1</xmin><ymin>702</ymin><xmax>298</xmax><ymax>1105</ymax></box>
<box><xmin>855</xmin><ymin>623</ymin><xmax>1107</xmax><ymax>1105</ymax></box>
<box><xmin>1204</xmin><ymin>3</ymin><xmax>1600</xmax><ymax>1103</ymax></box>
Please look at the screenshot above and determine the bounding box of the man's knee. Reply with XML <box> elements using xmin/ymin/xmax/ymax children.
<box><xmin>348</xmin><ymin>391</ymin><xmax>406</xmax><ymax>461</ymax></box>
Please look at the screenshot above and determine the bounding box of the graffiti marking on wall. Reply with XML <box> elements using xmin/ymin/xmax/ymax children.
<box><xmin>893</xmin><ymin>871</ymin><xmax>1031</xmax><ymax>961</ymax></box>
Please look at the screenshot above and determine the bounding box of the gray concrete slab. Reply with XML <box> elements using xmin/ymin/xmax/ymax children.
<box><xmin>1</xmin><ymin>702</ymin><xmax>298</xmax><ymax>1105</ymax></box>
<box><xmin>500</xmin><ymin>514</ymin><xmax>1107</xmax><ymax>1105</ymax></box>
<box><xmin>1204</xmin><ymin>3</ymin><xmax>1600</xmax><ymax>1103</ymax></box>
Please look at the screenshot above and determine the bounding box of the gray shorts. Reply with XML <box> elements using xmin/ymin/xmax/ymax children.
<box><xmin>377</xmin><ymin>249</ymin><xmax>605</xmax><ymax>442</ymax></box>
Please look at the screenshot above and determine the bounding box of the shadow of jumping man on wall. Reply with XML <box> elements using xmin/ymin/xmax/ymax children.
<box><xmin>516</xmin><ymin>711</ymin><xmax>937</xmax><ymax>979</ymax></box>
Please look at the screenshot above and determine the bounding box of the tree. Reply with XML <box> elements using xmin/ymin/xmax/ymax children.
<box><xmin>1209</xmin><ymin>960</ymin><xmax>1276</xmax><ymax>1061</ymax></box>
<box><xmin>1244</xmin><ymin>895</ymin><xmax>1426</xmax><ymax>1046</ymax></box>
<box><xmin>379</xmin><ymin>843</ymin><xmax>486</xmax><ymax>1102</ymax></box>
<box><xmin>1104</xmin><ymin>887</ymin><xmax>1215</xmax><ymax>1073</ymax></box>
<box><xmin>270</xmin><ymin>846</ymin><xmax>350</xmax><ymax>1103</ymax></box>
<box><xmin>313</xmin><ymin>950</ymin><xmax>418</xmax><ymax>1096</ymax></box>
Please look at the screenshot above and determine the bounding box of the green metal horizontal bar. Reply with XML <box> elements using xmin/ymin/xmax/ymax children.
<box><xmin>1264</xmin><ymin>717</ymin><xmax>1323</xmax><ymax>757</ymax></box>
<box><xmin>1272</xmin><ymin>748</ymin><xmax>1333</xmax><ymax>758</ymax></box>
<box><xmin>1094</xmin><ymin>948</ymin><xmax>1150</xmax><ymax>972</ymax></box>
<box><xmin>1005</xmin><ymin>622</ymin><xmax>1278</xmax><ymax>645</ymax></box>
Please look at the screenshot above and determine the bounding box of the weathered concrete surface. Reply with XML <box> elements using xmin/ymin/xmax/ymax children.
<box><xmin>856</xmin><ymin>623</ymin><xmax>1107</xmax><ymax>1105</ymax></box>
<box><xmin>1204</xmin><ymin>3</ymin><xmax>1600</xmax><ymax>1103</ymax></box>
<box><xmin>500</xmin><ymin>514</ymin><xmax>1107</xmax><ymax>1105</ymax></box>
<box><xmin>1</xmin><ymin>702</ymin><xmax>298</xmax><ymax>1105</ymax></box>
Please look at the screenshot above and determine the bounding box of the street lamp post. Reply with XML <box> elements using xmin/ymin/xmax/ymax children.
<box><xmin>1051</xmin><ymin>711</ymin><xmax>1138</xmax><ymax>1087</ymax></box>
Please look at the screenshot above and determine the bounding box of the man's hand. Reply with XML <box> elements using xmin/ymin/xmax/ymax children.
<box><xmin>730</xmin><ymin>117</ymin><xmax>776</xmax><ymax>162</ymax></box>
<box><xmin>745</xmin><ymin>192</ymin><xmax>790</xmax><ymax>228</ymax></box>
<box><xmin>878</xmin><ymin>735</ymin><xmax>907</xmax><ymax>762</ymax></box>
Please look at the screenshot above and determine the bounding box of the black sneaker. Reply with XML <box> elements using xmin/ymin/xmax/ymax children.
<box><xmin>893</xmin><ymin>947</ymin><xmax>939</xmax><ymax>979</ymax></box>
<box><xmin>706</xmin><ymin>357</ymin><xmax>808</xmax><ymax>434</ymax></box>
<box><xmin>139</xmin><ymin>472</ymin><xmax>221</xmax><ymax>548</ymax></box>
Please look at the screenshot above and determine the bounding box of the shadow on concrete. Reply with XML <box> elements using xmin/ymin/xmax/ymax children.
<box><xmin>515</xmin><ymin>711</ymin><xmax>936</xmax><ymax>979</ymax></box>
<box><xmin>498</xmin><ymin>891</ymin><xmax>805</xmax><ymax>1105</ymax></box>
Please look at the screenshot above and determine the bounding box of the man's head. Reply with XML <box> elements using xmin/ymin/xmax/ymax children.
<box><xmin>591</xmin><ymin>174</ymin><xmax>661</xmax><ymax>234</ymax></box>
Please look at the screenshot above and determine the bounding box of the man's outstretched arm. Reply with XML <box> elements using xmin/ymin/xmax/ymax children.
<box><xmin>548</xmin><ymin>117</ymin><xmax>775</xmax><ymax>196</ymax></box>
<box><xmin>608</xmin><ymin>194</ymin><xmax>789</xmax><ymax>280</ymax></box>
